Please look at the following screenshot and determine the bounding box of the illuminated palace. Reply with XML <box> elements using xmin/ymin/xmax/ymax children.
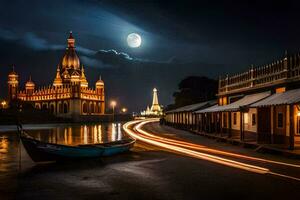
<box><xmin>7</xmin><ymin>32</ymin><xmax>105</xmax><ymax>119</ymax></box>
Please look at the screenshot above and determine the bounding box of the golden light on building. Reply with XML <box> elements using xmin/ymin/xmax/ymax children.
<box><xmin>6</xmin><ymin>32</ymin><xmax>105</xmax><ymax>119</ymax></box>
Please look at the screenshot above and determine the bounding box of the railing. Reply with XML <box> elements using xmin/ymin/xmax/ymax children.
<box><xmin>218</xmin><ymin>53</ymin><xmax>300</xmax><ymax>95</ymax></box>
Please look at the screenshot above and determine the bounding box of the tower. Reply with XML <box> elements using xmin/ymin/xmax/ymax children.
<box><xmin>96</xmin><ymin>76</ymin><xmax>105</xmax><ymax>113</ymax></box>
<box><xmin>53</xmin><ymin>65</ymin><xmax>63</xmax><ymax>87</ymax></box>
<box><xmin>25</xmin><ymin>76</ymin><xmax>35</xmax><ymax>95</ymax></box>
<box><xmin>7</xmin><ymin>66</ymin><xmax>19</xmax><ymax>101</ymax></box>
<box><xmin>150</xmin><ymin>88</ymin><xmax>161</xmax><ymax>112</ymax></box>
<box><xmin>96</xmin><ymin>76</ymin><xmax>104</xmax><ymax>96</ymax></box>
<box><xmin>80</xmin><ymin>65</ymin><xmax>88</xmax><ymax>88</ymax></box>
<box><xmin>61</xmin><ymin>31</ymin><xmax>80</xmax><ymax>71</ymax></box>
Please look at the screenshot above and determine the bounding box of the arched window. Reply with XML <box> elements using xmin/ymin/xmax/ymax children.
<box><xmin>98</xmin><ymin>103</ymin><xmax>101</xmax><ymax>113</ymax></box>
<box><xmin>50</xmin><ymin>104</ymin><xmax>55</xmax><ymax>114</ymax></box>
<box><xmin>94</xmin><ymin>103</ymin><xmax>98</xmax><ymax>113</ymax></box>
<box><xmin>35</xmin><ymin>104</ymin><xmax>41</xmax><ymax>110</ymax></box>
<box><xmin>63</xmin><ymin>102</ymin><xmax>68</xmax><ymax>113</ymax></box>
<box><xmin>58</xmin><ymin>103</ymin><xmax>63</xmax><ymax>113</ymax></box>
<box><xmin>82</xmin><ymin>102</ymin><xmax>87</xmax><ymax>113</ymax></box>
<box><xmin>89</xmin><ymin>103</ymin><xmax>94</xmax><ymax>113</ymax></box>
<box><xmin>42</xmin><ymin>104</ymin><xmax>48</xmax><ymax>111</ymax></box>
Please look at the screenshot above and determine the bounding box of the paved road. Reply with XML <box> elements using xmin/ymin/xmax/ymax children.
<box><xmin>1</xmin><ymin>119</ymin><xmax>300</xmax><ymax>200</ymax></box>
<box><xmin>125</xmin><ymin>119</ymin><xmax>300</xmax><ymax>181</ymax></box>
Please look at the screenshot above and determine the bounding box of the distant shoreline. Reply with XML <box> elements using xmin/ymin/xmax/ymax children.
<box><xmin>0</xmin><ymin>121</ymin><xmax>127</xmax><ymax>132</ymax></box>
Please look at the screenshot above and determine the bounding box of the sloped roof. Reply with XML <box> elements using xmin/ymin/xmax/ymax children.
<box><xmin>251</xmin><ymin>88</ymin><xmax>300</xmax><ymax>107</ymax></box>
<box><xmin>166</xmin><ymin>100</ymin><xmax>216</xmax><ymax>113</ymax></box>
<box><xmin>196</xmin><ymin>91</ymin><xmax>270</xmax><ymax>113</ymax></box>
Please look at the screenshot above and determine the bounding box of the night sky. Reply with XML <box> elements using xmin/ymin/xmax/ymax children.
<box><xmin>1</xmin><ymin>0</ymin><xmax>300</xmax><ymax>112</ymax></box>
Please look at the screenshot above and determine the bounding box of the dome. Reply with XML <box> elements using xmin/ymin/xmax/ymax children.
<box><xmin>8</xmin><ymin>71</ymin><xmax>18</xmax><ymax>76</ymax></box>
<box><xmin>25</xmin><ymin>76</ymin><xmax>35</xmax><ymax>88</ymax></box>
<box><xmin>8</xmin><ymin>66</ymin><xmax>18</xmax><ymax>78</ymax></box>
<box><xmin>96</xmin><ymin>76</ymin><xmax>104</xmax><ymax>86</ymax></box>
<box><xmin>61</xmin><ymin>32</ymin><xmax>80</xmax><ymax>70</ymax></box>
<box><xmin>61</xmin><ymin>49</ymin><xmax>80</xmax><ymax>70</ymax></box>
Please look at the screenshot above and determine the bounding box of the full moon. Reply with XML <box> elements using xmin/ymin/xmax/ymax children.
<box><xmin>127</xmin><ymin>33</ymin><xmax>142</xmax><ymax>48</ymax></box>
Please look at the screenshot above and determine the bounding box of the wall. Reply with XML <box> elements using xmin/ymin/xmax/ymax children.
<box><xmin>231</xmin><ymin>112</ymin><xmax>240</xmax><ymax>130</ymax></box>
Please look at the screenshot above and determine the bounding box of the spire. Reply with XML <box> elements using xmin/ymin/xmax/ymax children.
<box><xmin>69</xmin><ymin>30</ymin><xmax>73</xmax><ymax>39</ymax></box>
<box><xmin>67</xmin><ymin>31</ymin><xmax>75</xmax><ymax>48</ymax></box>
<box><xmin>80</xmin><ymin>65</ymin><xmax>88</xmax><ymax>88</ymax></box>
<box><xmin>81</xmin><ymin>65</ymin><xmax>86</xmax><ymax>78</ymax></box>
<box><xmin>53</xmin><ymin>65</ymin><xmax>63</xmax><ymax>87</ymax></box>
<box><xmin>95</xmin><ymin>75</ymin><xmax>104</xmax><ymax>87</ymax></box>
<box><xmin>151</xmin><ymin>88</ymin><xmax>161</xmax><ymax>112</ymax></box>
<box><xmin>12</xmin><ymin>65</ymin><xmax>15</xmax><ymax>72</ymax></box>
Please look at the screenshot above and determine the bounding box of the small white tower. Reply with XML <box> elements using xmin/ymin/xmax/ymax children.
<box><xmin>150</xmin><ymin>88</ymin><xmax>161</xmax><ymax>112</ymax></box>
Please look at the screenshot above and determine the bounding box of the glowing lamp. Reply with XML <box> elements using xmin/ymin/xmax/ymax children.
<box><xmin>1</xmin><ymin>101</ymin><xmax>6</xmax><ymax>106</ymax></box>
<box><xmin>110</xmin><ymin>101</ymin><xmax>117</xmax><ymax>107</ymax></box>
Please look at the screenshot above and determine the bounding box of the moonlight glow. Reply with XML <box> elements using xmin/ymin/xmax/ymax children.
<box><xmin>127</xmin><ymin>33</ymin><xmax>142</xmax><ymax>48</ymax></box>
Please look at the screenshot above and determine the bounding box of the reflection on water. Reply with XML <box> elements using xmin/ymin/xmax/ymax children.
<box><xmin>27</xmin><ymin>123</ymin><xmax>125</xmax><ymax>146</ymax></box>
<box><xmin>0</xmin><ymin>123</ymin><xmax>127</xmax><ymax>174</ymax></box>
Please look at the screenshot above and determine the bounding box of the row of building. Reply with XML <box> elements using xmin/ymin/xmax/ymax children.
<box><xmin>165</xmin><ymin>52</ymin><xmax>300</xmax><ymax>149</ymax></box>
<box><xmin>6</xmin><ymin>32</ymin><xmax>105</xmax><ymax>120</ymax></box>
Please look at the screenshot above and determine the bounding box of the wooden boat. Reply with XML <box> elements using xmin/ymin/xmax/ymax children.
<box><xmin>17</xmin><ymin>125</ymin><xmax>135</xmax><ymax>163</ymax></box>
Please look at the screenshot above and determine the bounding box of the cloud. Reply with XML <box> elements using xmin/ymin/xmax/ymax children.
<box><xmin>76</xmin><ymin>46</ymin><xmax>96</xmax><ymax>56</ymax></box>
<box><xmin>0</xmin><ymin>28</ymin><xmax>97</xmax><ymax>54</ymax></box>
<box><xmin>0</xmin><ymin>29</ymin><xmax>64</xmax><ymax>51</ymax></box>
<box><xmin>80</xmin><ymin>55</ymin><xmax>111</xmax><ymax>68</ymax></box>
<box><xmin>0</xmin><ymin>28</ymin><xmax>18</xmax><ymax>40</ymax></box>
<box><xmin>22</xmin><ymin>32</ymin><xmax>64</xmax><ymax>50</ymax></box>
<box><xmin>98</xmin><ymin>49</ymin><xmax>133</xmax><ymax>60</ymax></box>
<box><xmin>91</xmin><ymin>49</ymin><xmax>135</xmax><ymax>67</ymax></box>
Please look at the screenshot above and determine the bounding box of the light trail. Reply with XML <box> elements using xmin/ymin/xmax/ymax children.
<box><xmin>124</xmin><ymin>120</ymin><xmax>269</xmax><ymax>174</ymax></box>
<box><xmin>123</xmin><ymin>119</ymin><xmax>300</xmax><ymax>182</ymax></box>
<box><xmin>134</xmin><ymin>119</ymin><xmax>300</xmax><ymax>168</ymax></box>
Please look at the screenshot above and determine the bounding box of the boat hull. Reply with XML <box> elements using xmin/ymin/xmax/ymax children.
<box><xmin>20</xmin><ymin>133</ymin><xmax>136</xmax><ymax>163</ymax></box>
<box><xmin>21</xmin><ymin>136</ymin><xmax>105</xmax><ymax>162</ymax></box>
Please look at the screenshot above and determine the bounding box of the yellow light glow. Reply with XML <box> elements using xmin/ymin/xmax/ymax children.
<box><xmin>123</xmin><ymin>119</ymin><xmax>300</xmax><ymax>181</ymax></box>
<box><xmin>122</xmin><ymin>108</ymin><xmax>127</xmax><ymax>113</ymax></box>
<box><xmin>1</xmin><ymin>101</ymin><xmax>6</xmax><ymax>106</ymax></box>
<box><xmin>244</xmin><ymin>113</ymin><xmax>249</xmax><ymax>124</ymax></box>
<box><xmin>110</xmin><ymin>100</ymin><xmax>116</xmax><ymax>107</ymax></box>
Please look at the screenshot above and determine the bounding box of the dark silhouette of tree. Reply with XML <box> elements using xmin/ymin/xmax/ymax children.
<box><xmin>168</xmin><ymin>76</ymin><xmax>218</xmax><ymax>109</ymax></box>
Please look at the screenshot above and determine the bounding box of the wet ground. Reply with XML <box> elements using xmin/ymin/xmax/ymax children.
<box><xmin>1</xmin><ymin>122</ymin><xmax>300</xmax><ymax>200</ymax></box>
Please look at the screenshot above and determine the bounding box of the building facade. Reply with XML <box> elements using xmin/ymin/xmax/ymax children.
<box><xmin>7</xmin><ymin>32</ymin><xmax>105</xmax><ymax>119</ymax></box>
<box><xmin>165</xmin><ymin>52</ymin><xmax>300</xmax><ymax>149</ymax></box>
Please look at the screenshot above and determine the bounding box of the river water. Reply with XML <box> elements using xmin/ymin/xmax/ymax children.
<box><xmin>0</xmin><ymin>123</ymin><xmax>129</xmax><ymax>174</ymax></box>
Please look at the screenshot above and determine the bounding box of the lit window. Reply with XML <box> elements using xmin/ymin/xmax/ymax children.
<box><xmin>244</xmin><ymin>113</ymin><xmax>249</xmax><ymax>124</ymax></box>
<box><xmin>276</xmin><ymin>87</ymin><xmax>286</xmax><ymax>93</ymax></box>
<box><xmin>296</xmin><ymin>109</ymin><xmax>300</xmax><ymax>135</ymax></box>
<box><xmin>222</xmin><ymin>97</ymin><xmax>227</xmax><ymax>105</ymax></box>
